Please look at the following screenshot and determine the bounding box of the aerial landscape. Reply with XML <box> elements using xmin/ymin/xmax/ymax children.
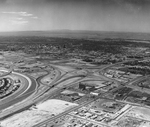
<box><xmin>0</xmin><ymin>31</ymin><xmax>150</xmax><ymax>127</ymax></box>
<box><xmin>1</xmin><ymin>0</ymin><xmax>150</xmax><ymax>127</ymax></box>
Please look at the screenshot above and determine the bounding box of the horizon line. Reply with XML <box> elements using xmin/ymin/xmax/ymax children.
<box><xmin>0</xmin><ymin>29</ymin><xmax>150</xmax><ymax>34</ymax></box>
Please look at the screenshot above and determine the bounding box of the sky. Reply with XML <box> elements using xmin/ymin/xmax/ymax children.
<box><xmin>0</xmin><ymin>0</ymin><xmax>150</xmax><ymax>33</ymax></box>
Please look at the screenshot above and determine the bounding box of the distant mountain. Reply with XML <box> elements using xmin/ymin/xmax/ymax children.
<box><xmin>0</xmin><ymin>30</ymin><xmax>150</xmax><ymax>41</ymax></box>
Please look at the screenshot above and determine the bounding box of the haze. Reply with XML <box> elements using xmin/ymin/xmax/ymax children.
<box><xmin>0</xmin><ymin>0</ymin><xmax>150</xmax><ymax>33</ymax></box>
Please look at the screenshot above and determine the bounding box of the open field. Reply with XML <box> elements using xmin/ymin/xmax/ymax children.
<box><xmin>1</xmin><ymin>99</ymin><xmax>78</xmax><ymax>127</ymax></box>
<box><xmin>126</xmin><ymin>106</ymin><xmax>150</xmax><ymax>121</ymax></box>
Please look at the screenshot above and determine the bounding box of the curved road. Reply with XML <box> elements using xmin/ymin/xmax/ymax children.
<box><xmin>0</xmin><ymin>72</ymin><xmax>37</xmax><ymax>111</ymax></box>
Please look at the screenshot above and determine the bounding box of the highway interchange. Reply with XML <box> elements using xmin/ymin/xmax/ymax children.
<box><xmin>0</xmin><ymin>59</ymin><xmax>150</xmax><ymax>127</ymax></box>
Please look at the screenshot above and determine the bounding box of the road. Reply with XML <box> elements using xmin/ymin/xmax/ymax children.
<box><xmin>32</xmin><ymin>63</ymin><xmax>122</xmax><ymax>126</ymax></box>
<box><xmin>1</xmin><ymin>58</ymin><xmax>149</xmax><ymax>127</ymax></box>
<box><xmin>0</xmin><ymin>72</ymin><xmax>37</xmax><ymax>118</ymax></box>
<box><xmin>33</xmin><ymin>96</ymin><xmax>99</xmax><ymax>127</ymax></box>
<box><xmin>33</xmin><ymin>59</ymin><xmax>150</xmax><ymax>127</ymax></box>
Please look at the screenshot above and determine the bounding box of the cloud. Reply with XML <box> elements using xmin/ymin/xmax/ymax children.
<box><xmin>16</xmin><ymin>17</ymin><xmax>23</xmax><ymax>20</ymax></box>
<box><xmin>2</xmin><ymin>11</ymin><xmax>18</xmax><ymax>14</ymax></box>
<box><xmin>11</xmin><ymin>20</ymin><xmax>28</xmax><ymax>25</ymax></box>
<box><xmin>19</xmin><ymin>12</ymin><xmax>33</xmax><ymax>16</ymax></box>
<box><xmin>1</xmin><ymin>11</ymin><xmax>36</xmax><ymax>25</ymax></box>
<box><xmin>2</xmin><ymin>11</ymin><xmax>33</xmax><ymax>16</ymax></box>
<box><xmin>2</xmin><ymin>11</ymin><xmax>38</xmax><ymax>26</ymax></box>
<box><xmin>31</xmin><ymin>16</ymin><xmax>38</xmax><ymax>19</ymax></box>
